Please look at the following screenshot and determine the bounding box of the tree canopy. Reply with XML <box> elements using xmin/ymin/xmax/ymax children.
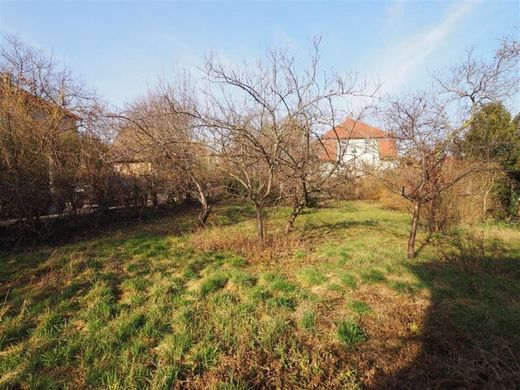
<box><xmin>463</xmin><ymin>102</ymin><xmax>520</xmax><ymax>170</ymax></box>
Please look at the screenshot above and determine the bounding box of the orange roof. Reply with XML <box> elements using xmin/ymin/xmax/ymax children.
<box><xmin>319</xmin><ymin>118</ymin><xmax>398</xmax><ymax>160</ymax></box>
<box><xmin>322</xmin><ymin>118</ymin><xmax>389</xmax><ymax>139</ymax></box>
<box><xmin>379</xmin><ymin>138</ymin><xmax>397</xmax><ymax>158</ymax></box>
<box><xmin>316</xmin><ymin>139</ymin><xmax>337</xmax><ymax>162</ymax></box>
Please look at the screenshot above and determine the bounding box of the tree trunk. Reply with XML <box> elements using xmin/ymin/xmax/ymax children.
<box><xmin>192</xmin><ymin>176</ymin><xmax>211</xmax><ymax>227</ymax></box>
<box><xmin>482</xmin><ymin>185</ymin><xmax>492</xmax><ymax>220</ymax></box>
<box><xmin>255</xmin><ymin>205</ymin><xmax>265</xmax><ymax>247</ymax></box>
<box><xmin>407</xmin><ymin>201</ymin><xmax>421</xmax><ymax>259</ymax></box>
<box><xmin>302</xmin><ymin>181</ymin><xmax>311</xmax><ymax>207</ymax></box>
<box><xmin>198</xmin><ymin>200</ymin><xmax>211</xmax><ymax>227</ymax></box>
<box><xmin>285</xmin><ymin>200</ymin><xmax>305</xmax><ymax>235</ymax></box>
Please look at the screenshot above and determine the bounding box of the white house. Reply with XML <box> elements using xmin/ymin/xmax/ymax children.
<box><xmin>319</xmin><ymin>118</ymin><xmax>397</xmax><ymax>170</ymax></box>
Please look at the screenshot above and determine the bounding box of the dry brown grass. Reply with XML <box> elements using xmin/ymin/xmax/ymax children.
<box><xmin>190</xmin><ymin>225</ymin><xmax>304</xmax><ymax>263</ymax></box>
<box><xmin>1</xmin><ymin>201</ymin><xmax>518</xmax><ymax>389</ymax></box>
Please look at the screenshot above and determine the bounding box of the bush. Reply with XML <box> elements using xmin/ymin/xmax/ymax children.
<box><xmin>377</xmin><ymin>185</ymin><xmax>411</xmax><ymax>212</ymax></box>
<box><xmin>376</xmin><ymin>164</ymin><xmax>508</xmax><ymax>232</ymax></box>
<box><xmin>354</xmin><ymin>176</ymin><xmax>386</xmax><ymax>201</ymax></box>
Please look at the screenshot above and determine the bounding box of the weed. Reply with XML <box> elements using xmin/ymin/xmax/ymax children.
<box><xmin>216</xmin><ymin>379</ymin><xmax>250</xmax><ymax>390</ymax></box>
<box><xmin>156</xmin><ymin>332</ymin><xmax>193</xmax><ymax>363</ymax></box>
<box><xmin>299</xmin><ymin>267</ymin><xmax>327</xmax><ymax>285</ymax></box>
<box><xmin>193</xmin><ymin>344</ymin><xmax>219</xmax><ymax>373</ymax></box>
<box><xmin>230</xmin><ymin>271</ymin><xmax>256</xmax><ymax>288</ymax></box>
<box><xmin>338</xmin><ymin>248</ymin><xmax>351</xmax><ymax>264</ymax></box>
<box><xmin>256</xmin><ymin>316</ymin><xmax>289</xmax><ymax>350</ymax></box>
<box><xmin>200</xmin><ymin>275</ymin><xmax>229</xmax><ymax>296</ymax></box>
<box><xmin>339</xmin><ymin>273</ymin><xmax>357</xmax><ymax>289</ymax></box>
<box><xmin>268</xmin><ymin>296</ymin><xmax>297</xmax><ymax>310</ymax></box>
<box><xmin>349</xmin><ymin>300</ymin><xmax>372</xmax><ymax>315</ymax></box>
<box><xmin>263</xmin><ymin>272</ymin><xmax>297</xmax><ymax>292</ymax></box>
<box><xmin>360</xmin><ymin>269</ymin><xmax>386</xmax><ymax>284</ymax></box>
<box><xmin>409</xmin><ymin>322</ymin><xmax>420</xmax><ymax>335</ymax></box>
<box><xmin>300</xmin><ymin>310</ymin><xmax>316</xmax><ymax>332</ymax></box>
<box><xmin>389</xmin><ymin>280</ymin><xmax>424</xmax><ymax>294</ymax></box>
<box><xmin>247</xmin><ymin>286</ymin><xmax>272</xmax><ymax>304</ymax></box>
<box><xmin>337</xmin><ymin>320</ymin><xmax>367</xmax><ymax>346</ymax></box>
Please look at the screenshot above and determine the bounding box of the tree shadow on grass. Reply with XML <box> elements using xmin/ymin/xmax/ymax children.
<box><xmin>317</xmin><ymin>201</ymin><xmax>361</xmax><ymax>212</ymax></box>
<box><xmin>0</xmin><ymin>205</ymin><xmax>197</xmax><ymax>251</ymax></box>
<box><xmin>302</xmin><ymin>219</ymin><xmax>380</xmax><ymax>232</ymax></box>
<box><xmin>372</xmin><ymin>232</ymin><xmax>520</xmax><ymax>389</ymax></box>
<box><xmin>0</xmin><ymin>231</ymin><xmax>181</xmax><ymax>316</ymax></box>
<box><xmin>300</xmin><ymin>219</ymin><xmax>380</xmax><ymax>243</ymax></box>
<box><xmin>213</xmin><ymin>203</ymin><xmax>257</xmax><ymax>226</ymax></box>
<box><xmin>0</xmin><ymin>231</ymin><xmax>221</xmax><ymax>355</ymax></box>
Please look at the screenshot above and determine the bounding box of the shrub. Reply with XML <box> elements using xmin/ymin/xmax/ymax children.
<box><xmin>377</xmin><ymin>164</ymin><xmax>508</xmax><ymax>232</ymax></box>
<box><xmin>355</xmin><ymin>176</ymin><xmax>386</xmax><ymax>201</ymax></box>
<box><xmin>377</xmin><ymin>185</ymin><xmax>411</xmax><ymax>212</ymax></box>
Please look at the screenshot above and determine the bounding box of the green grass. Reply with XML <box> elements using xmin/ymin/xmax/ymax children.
<box><xmin>300</xmin><ymin>310</ymin><xmax>317</xmax><ymax>332</ymax></box>
<box><xmin>298</xmin><ymin>267</ymin><xmax>327</xmax><ymax>285</ymax></box>
<box><xmin>200</xmin><ymin>274</ymin><xmax>229</xmax><ymax>296</ymax></box>
<box><xmin>349</xmin><ymin>300</ymin><xmax>372</xmax><ymax>315</ymax></box>
<box><xmin>337</xmin><ymin>319</ymin><xmax>367</xmax><ymax>346</ymax></box>
<box><xmin>339</xmin><ymin>272</ymin><xmax>357</xmax><ymax>289</ymax></box>
<box><xmin>359</xmin><ymin>269</ymin><xmax>386</xmax><ymax>284</ymax></box>
<box><xmin>1</xmin><ymin>200</ymin><xmax>519</xmax><ymax>389</ymax></box>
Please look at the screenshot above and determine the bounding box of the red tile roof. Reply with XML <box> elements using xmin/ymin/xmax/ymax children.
<box><xmin>378</xmin><ymin>138</ymin><xmax>398</xmax><ymax>158</ymax></box>
<box><xmin>322</xmin><ymin>118</ymin><xmax>389</xmax><ymax>139</ymax></box>
<box><xmin>319</xmin><ymin>118</ymin><xmax>398</xmax><ymax>160</ymax></box>
<box><xmin>316</xmin><ymin>139</ymin><xmax>337</xmax><ymax>162</ymax></box>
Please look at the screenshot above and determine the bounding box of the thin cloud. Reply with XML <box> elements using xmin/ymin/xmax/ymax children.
<box><xmin>377</xmin><ymin>0</ymin><xmax>480</xmax><ymax>92</ymax></box>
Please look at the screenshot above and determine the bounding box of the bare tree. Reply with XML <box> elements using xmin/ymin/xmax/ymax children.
<box><xmin>380</xmin><ymin>37</ymin><xmax>519</xmax><ymax>259</ymax></box>
<box><xmin>0</xmin><ymin>34</ymin><xmax>108</xmax><ymax>226</ymax></box>
<box><xmin>115</xmin><ymin>80</ymin><xmax>214</xmax><ymax>226</ymax></box>
<box><xmin>279</xmin><ymin>109</ymin><xmax>378</xmax><ymax>234</ymax></box>
<box><xmin>202</xmin><ymin>39</ymin><xmax>370</xmax><ymax>244</ymax></box>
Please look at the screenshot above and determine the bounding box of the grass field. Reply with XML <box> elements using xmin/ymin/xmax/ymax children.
<box><xmin>1</xmin><ymin>201</ymin><xmax>519</xmax><ymax>389</ymax></box>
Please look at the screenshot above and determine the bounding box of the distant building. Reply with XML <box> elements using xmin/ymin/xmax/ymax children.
<box><xmin>113</xmin><ymin>160</ymin><xmax>153</xmax><ymax>176</ymax></box>
<box><xmin>0</xmin><ymin>72</ymin><xmax>81</xmax><ymax>215</ymax></box>
<box><xmin>111</xmin><ymin>126</ymin><xmax>154</xmax><ymax>177</ymax></box>
<box><xmin>319</xmin><ymin>117</ymin><xmax>397</xmax><ymax>170</ymax></box>
<box><xmin>0</xmin><ymin>72</ymin><xmax>79</xmax><ymax>132</ymax></box>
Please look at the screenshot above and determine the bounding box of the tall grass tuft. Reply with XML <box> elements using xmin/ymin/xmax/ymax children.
<box><xmin>337</xmin><ymin>320</ymin><xmax>367</xmax><ymax>346</ymax></box>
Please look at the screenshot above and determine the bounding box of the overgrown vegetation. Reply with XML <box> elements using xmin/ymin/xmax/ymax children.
<box><xmin>1</xmin><ymin>201</ymin><xmax>518</xmax><ymax>389</ymax></box>
<box><xmin>1</xmin><ymin>29</ymin><xmax>519</xmax><ymax>390</ymax></box>
<box><xmin>1</xmin><ymin>33</ymin><xmax>518</xmax><ymax>259</ymax></box>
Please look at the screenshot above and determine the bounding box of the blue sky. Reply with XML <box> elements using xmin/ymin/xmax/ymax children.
<box><xmin>1</xmin><ymin>1</ymin><xmax>518</xmax><ymax>108</ymax></box>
